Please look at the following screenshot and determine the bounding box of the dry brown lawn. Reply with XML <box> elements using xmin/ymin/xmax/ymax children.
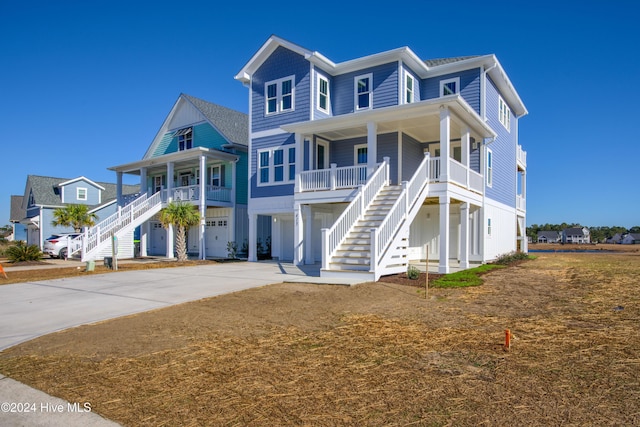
<box><xmin>1</xmin><ymin>250</ymin><xmax>639</xmax><ymax>426</ymax></box>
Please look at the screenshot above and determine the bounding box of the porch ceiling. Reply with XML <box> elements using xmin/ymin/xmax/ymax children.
<box><xmin>282</xmin><ymin>95</ymin><xmax>495</xmax><ymax>143</ymax></box>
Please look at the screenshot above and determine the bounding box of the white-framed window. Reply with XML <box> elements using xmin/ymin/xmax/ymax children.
<box><xmin>487</xmin><ymin>218</ymin><xmax>492</xmax><ymax>236</ymax></box>
<box><xmin>265</xmin><ymin>75</ymin><xmax>295</xmax><ymax>115</ymax></box>
<box><xmin>404</xmin><ymin>71</ymin><xmax>417</xmax><ymax>103</ymax></box>
<box><xmin>354</xmin><ymin>73</ymin><xmax>373</xmax><ymax>111</ymax></box>
<box><xmin>499</xmin><ymin>96</ymin><xmax>511</xmax><ymax>131</ymax></box>
<box><xmin>486</xmin><ymin>148</ymin><xmax>493</xmax><ymax>188</ymax></box>
<box><xmin>175</xmin><ymin>127</ymin><xmax>193</xmax><ymax>151</ymax></box>
<box><xmin>76</xmin><ymin>187</ymin><xmax>87</xmax><ymax>201</ymax></box>
<box><xmin>317</xmin><ymin>75</ymin><xmax>329</xmax><ymax>113</ymax></box>
<box><xmin>440</xmin><ymin>77</ymin><xmax>460</xmax><ymax>97</ymax></box>
<box><xmin>209</xmin><ymin>166</ymin><xmax>221</xmax><ymax>187</ymax></box>
<box><xmin>257</xmin><ymin>147</ymin><xmax>296</xmax><ymax>186</ymax></box>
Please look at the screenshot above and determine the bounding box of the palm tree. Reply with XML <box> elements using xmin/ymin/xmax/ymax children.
<box><xmin>51</xmin><ymin>204</ymin><xmax>98</xmax><ymax>232</ymax></box>
<box><xmin>159</xmin><ymin>201</ymin><xmax>201</xmax><ymax>261</ymax></box>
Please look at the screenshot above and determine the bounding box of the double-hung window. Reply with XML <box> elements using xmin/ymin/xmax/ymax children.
<box><xmin>257</xmin><ymin>147</ymin><xmax>296</xmax><ymax>185</ymax></box>
<box><xmin>265</xmin><ymin>76</ymin><xmax>295</xmax><ymax>115</ymax></box>
<box><xmin>77</xmin><ymin>187</ymin><xmax>87</xmax><ymax>201</ymax></box>
<box><xmin>499</xmin><ymin>96</ymin><xmax>511</xmax><ymax>131</ymax></box>
<box><xmin>405</xmin><ymin>72</ymin><xmax>416</xmax><ymax>103</ymax></box>
<box><xmin>317</xmin><ymin>75</ymin><xmax>329</xmax><ymax>113</ymax></box>
<box><xmin>440</xmin><ymin>77</ymin><xmax>460</xmax><ymax>97</ymax></box>
<box><xmin>175</xmin><ymin>127</ymin><xmax>193</xmax><ymax>151</ymax></box>
<box><xmin>355</xmin><ymin>73</ymin><xmax>373</xmax><ymax>111</ymax></box>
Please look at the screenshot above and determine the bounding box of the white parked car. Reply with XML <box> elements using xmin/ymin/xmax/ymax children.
<box><xmin>43</xmin><ymin>233</ymin><xmax>80</xmax><ymax>259</ymax></box>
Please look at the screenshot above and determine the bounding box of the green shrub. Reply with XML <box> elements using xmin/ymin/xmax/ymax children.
<box><xmin>5</xmin><ymin>242</ymin><xmax>43</xmax><ymax>263</ymax></box>
<box><xmin>493</xmin><ymin>251</ymin><xmax>533</xmax><ymax>265</ymax></box>
<box><xmin>432</xmin><ymin>264</ymin><xmax>504</xmax><ymax>288</ymax></box>
<box><xmin>407</xmin><ymin>265</ymin><xmax>420</xmax><ymax>280</ymax></box>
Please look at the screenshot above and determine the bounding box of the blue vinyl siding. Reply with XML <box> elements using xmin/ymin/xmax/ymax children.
<box><xmin>61</xmin><ymin>180</ymin><xmax>101</xmax><ymax>205</ymax></box>
<box><xmin>469</xmin><ymin>140</ymin><xmax>481</xmax><ymax>173</ymax></box>
<box><xmin>152</xmin><ymin>122</ymin><xmax>226</xmax><ymax>157</ymax></box>
<box><xmin>402</xmin><ymin>133</ymin><xmax>424</xmax><ymax>181</ymax></box>
<box><xmin>251</xmin><ymin>46</ymin><xmax>310</xmax><ymax>133</ymax></box>
<box><xmin>235</xmin><ymin>154</ymin><xmax>248</xmax><ymax>205</ymax></box>
<box><xmin>333</xmin><ymin>62</ymin><xmax>399</xmax><ymax>115</ymax></box>
<box><xmin>422</xmin><ymin>68</ymin><xmax>481</xmax><ymax>114</ymax></box>
<box><xmin>325</xmin><ymin>133</ymin><xmax>398</xmax><ymax>184</ymax></box>
<box><xmin>251</xmin><ymin>133</ymin><xmax>296</xmax><ymax>198</ymax></box>
<box><xmin>330</xmin><ymin>136</ymin><xmax>365</xmax><ymax>166</ymax></box>
<box><xmin>484</xmin><ymin>76</ymin><xmax>516</xmax><ymax>207</ymax></box>
<box><xmin>376</xmin><ymin>133</ymin><xmax>398</xmax><ymax>185</ymax></box>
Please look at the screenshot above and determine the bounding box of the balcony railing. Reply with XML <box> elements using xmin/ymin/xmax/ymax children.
<box><xmin>299</xmin><ymin>164</ymin><xmax>368</xmax><ymax>192</ymax></box>
<box><xmin>517</xmin><ymin>194</ymin><xmax>526</xmax><ymax>211</ymax></box>
<box><xmin>428</xmin><ymin>157</ymin><xmax>484</xmax><ymax>193</ymax></box>
<box><xmin>517</xmin><ymin>144</ymin><xmax>527</xmax><ymax>167</ymax></box>
<box><xmin>160</xmin><ymin>185</ymin><xmax>231</xmax><ymax>203</ymax></box>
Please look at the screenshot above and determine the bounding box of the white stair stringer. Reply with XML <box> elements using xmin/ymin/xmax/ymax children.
<box><xmin>70</xmin><ymin>192</ymin><xmax>163</xmax><ymax>262</ymax></box>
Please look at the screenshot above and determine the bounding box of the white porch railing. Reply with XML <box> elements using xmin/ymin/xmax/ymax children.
<box><xmin>371</xmin><ymin>153</ymin><xmax>430</xmax><ymax>278</ymax></box>
<box><xmin>321</xmin><ymin>159</ymin><xmax>389</xmax><ymax>270</ymax></box>
<box><xmin>299</xmin><ymin>164</ymin><xmax>368</xmax><ymax>192</ymax></box>
<box><xmin>428</xmin><ymin>156</ymin><xmax>484</xmax><ymax>194</ymax></box>
<box><xmin>517</xmin><ymin>195</ymin><xmax>526</xmax><ymax>211</ymax></box>
<box><xmin>163</xmin><ymin>185</ymin><xmax>231</xmax><ymax>203</ymax></box>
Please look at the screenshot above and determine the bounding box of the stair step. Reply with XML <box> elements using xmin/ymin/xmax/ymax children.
<box><xmin>331</xmin><ymin>257</ymin><xmax>370</xmax><ymax>265</ymax></box>
<box><xmin>334</xmin><ymin>250</ymin><xmax>370</xmax><ymax>258</ymax></box>
<box><xmin>329</xmin><ymin>263</ymin><xmax>371</xmax><ymax>271</ymax></box>
<box><xmin>336</xmin><ymin>245</ymin><xmax>370</xmax><ymax>252</ymax></box>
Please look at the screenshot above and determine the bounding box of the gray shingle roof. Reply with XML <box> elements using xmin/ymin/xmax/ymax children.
<box><xmin>182</xmin><ymin>94</ymin><xmax>248</xmax><ymax>147</ymax></box>
<box><xmin>25</xmin><ymin>175</ymin><xmax>139</xmax><ymax>209</ymax></box>
<box><xmin>10</xmin><ymin>195</ymin><xmax>25</xmax><ymax>222</ymax></box>
<box><xmin>537</xmin><ymin>231</ymin><xmax>560</xmax><ymax>239</ymax></box>
<box><xmin>564</xmin><ymin>227</ymin><xmax>586</xmax><ymax>236</ymax></box>
<box><xmin>424</xmin><ymin>55</ymin><xmax>480</xmax><ymax>67</ymax></box>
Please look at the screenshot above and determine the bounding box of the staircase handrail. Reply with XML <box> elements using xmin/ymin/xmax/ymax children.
<box><xmin>322</xmin><ymin>158</ymin><xmax>389</xmax><ymax>269</ymax></box>
<box><xmin>372</xmin><ymin>153</ymin><xmax>430</xmax><ymax>270</ymax></box>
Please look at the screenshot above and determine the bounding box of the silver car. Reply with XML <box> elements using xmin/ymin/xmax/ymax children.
<box><xmin>43</xmin><ymin>233</ymin><xmax>80</xmax><ymax>259</ymax></box>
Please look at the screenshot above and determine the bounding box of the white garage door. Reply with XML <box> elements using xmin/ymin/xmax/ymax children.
<box><xmin>206</xmin><ymin>218</ymin><xmax>228</xmax><ymax>258</ymax></box>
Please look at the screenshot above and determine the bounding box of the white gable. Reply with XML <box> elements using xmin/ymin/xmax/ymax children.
<box><xmin>167</xmin><ymin>99</ymin><xmax>206</xmax><ymax>131</ymax></box>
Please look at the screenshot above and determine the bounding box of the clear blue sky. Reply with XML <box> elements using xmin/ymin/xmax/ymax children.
<box><xmin>2</xmin><ymin>0</ymin><xmax>638</xmax><ymax>229</ymax></box>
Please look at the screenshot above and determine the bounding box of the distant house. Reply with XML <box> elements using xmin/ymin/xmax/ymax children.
<box><xmin>16</xmin><ymin>175</ymin><xmax>138</xmax><ymax>252</ymax></box>
<box><xmin>622</xmin><ymin>233</ymin><xmax>640</xmax><ymax>245</ymax></box>
<box><xmin>562</xmin><ymin>227</ymin><xmax>590</xmax><ymax>244</ymax></box>
<box><xmin>537</xmin><ymin>230</ymin><xmax>561</xmax><ymax>243</ymax></box>
<box><xmin>9</xmin><ymin>195</ymin><xmax>27</xmax><ymax>242</ymax></box>
<box><xmin>606</xmin><ymin>233</ymin><xmax>623</xmax><ymax>244</ymax></box>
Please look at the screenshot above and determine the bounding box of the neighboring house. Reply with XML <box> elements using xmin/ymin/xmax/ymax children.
<box><xmin>606</xmin><ymin>233</ymin><xmax>623</xmax><ymax>244</ymax></box>
<box><xmin>537</xmin><ymin>231</ymin><xmax>561</xmax><ymax>243</ymax></box>
<box><xmin>562</xmin><ymin>227</ymin><xmax>590</xmax><ymax>244</ymax></box>
<box><xmin>235</xmin><ymin>36</ymin><xmax>528</xmax><ymax>280</ymax></box>
<box><xmin>622</xmin><ymin>233</ymin><xmax>640</xmax><ymax>244</ymax></box>
<box><xmin>107</xmin><ymin>94</ymin><xmax>250</xmax><ymax>261</ymax></box>
<box><xmin>9</xmin><ymin>195</ymin><xmax>27</xmax><ymax>242</ymax></box>
<box><xmin>15</xmin><ymin>175</ymin><xmax>138</xmax><ymax>252</ymax></box>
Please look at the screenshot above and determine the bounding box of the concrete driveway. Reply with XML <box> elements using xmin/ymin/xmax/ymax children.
<box><xmin>0</xmin><ymin>261</ymin><xmax>361</xmax><ymax>351</ymax></box>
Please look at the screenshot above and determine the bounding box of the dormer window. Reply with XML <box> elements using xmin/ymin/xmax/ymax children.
<box><xmin>77</xmin><ymin>187</ymin><xmax>87</xmax><ymax>201</ymax></box>
<box><xmin>175</xmin><ymin>127</ymin><xmax>193</xmax><ymax>151</ymax></box>
<box><xmin>440</xmin><ymin>77</ymin><xmax>460</xmax><ymax>97</ymax></box>
<box><xmin>355</xmin><ymin>73</ymin><xmax>373</xmax><ymax>111</ymax></box>
<box><xmin>265</xmin><ymin>75</ymin><xmax>295</xmax><ymax>115</ymax></box>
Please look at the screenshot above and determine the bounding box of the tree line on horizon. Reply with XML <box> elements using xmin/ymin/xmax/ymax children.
<box><xmin>527</xmin><ymin>223</ymin><xmax>640</xmax><ymax>243</ymax></box>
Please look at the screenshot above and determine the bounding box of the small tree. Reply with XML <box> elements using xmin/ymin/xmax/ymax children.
<box><xmin>6</xmin><ymin>241</ymin><xmax>43</xmax><ymax>263</ymax></box>
<box><xmin>159</xmin><ymin>201</ymin><xmax>200</xmax><ymax>262</ymax></box>
<box><xmin>51</xmin><ymin>204</ymin><xmax>98</xmax><ymax>232</ymax></box>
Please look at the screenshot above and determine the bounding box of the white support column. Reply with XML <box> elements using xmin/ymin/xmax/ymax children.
<box><xmin>199</xmin><ymin>155</ymin><xmax>206</xmax><ymax>260</ymax></box>
<box><xmin>116</xmin><ymin>172</ymin><xmax>123</xmax><ymax>206</ymax></box>
<box><xmin>166</xmin><ymin>224</ymin><xmax>174</xmax><ymax>259</ymax></box>
<box><xmin>293</xmin><ymin>203</ymin><xmax>304</xmax><ymax>265</ymax></box>
<box><xmin>439</xmin><ymin>107</ymin><xmax>451</xmax><ymax>182</ymax></box>
<box><xmin>248</xmin><ymin>213</ymin><xmax>258</xmax><ymax>262</ymax></box>
<box><xmin>229</xmin><ymin>160</ymin><xmax>237</xmax><ymax>247</ymax></box>
<box><xmin>461</xmin><ymin>127</ymin><xmax>470</xmax><ymax>188</ymax></box>
<box><xmin>294</xmin><ymin>133</ymin><xmax>304</xmax><ymax>193</ymax></box>
<box><xmin>304</xmin><ymin>205</ymin><xmax>313</xmax><ymax>264</ymax></box>
<box><xmin>167</xmin><ymin>162</ymin><xmax>174</xmax><ymax>199</ymax></box>
<box><xmin>140</xmin><ymin>222</ymin><xmax>148</xmax><ymax>257</ymax></box>
<box><xmin>140</xmin><ymin>167</ymin><xmax>148</xmax><ymax>195</ymax></box>
<box><xmin>367</xmin><ymin>122</ymin><xmax>377</xmax><ymax>177</ymax></box>
<box><xmin>460</xmin><ymin>202</ymin><xmax>469</xmax><ymax>269</ymax></box>
<box><xmin>439</xmin><ymin>195</ymin><xmax>450</xmax><ymax>274</ymax></box>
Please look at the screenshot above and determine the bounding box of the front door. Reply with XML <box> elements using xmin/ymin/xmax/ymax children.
<box><xmin>149</xmin><ymin>222</ymin><xmax>166</xmax><ymax>256</ymax></box>
<box><xmin>180</xmin><ymin>173</ymin><xmax>190</xmax><ymax>187</ymax></box>
<box><xmin>316</xmin><ymin>139</ymin><xmax>329</xmax><ymax>170</ymax></box>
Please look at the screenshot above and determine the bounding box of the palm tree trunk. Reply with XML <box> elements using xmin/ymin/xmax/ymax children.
<box><xmin>175</xmin><ymin>226</ymin><xmax>188</xmax><ymax>261</ymax></box>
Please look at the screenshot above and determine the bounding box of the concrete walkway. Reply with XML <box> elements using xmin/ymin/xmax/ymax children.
<box><xmin>0</xmin><ymin>260</ymin><xmax>366</xmax><ymax>426</ymax></box>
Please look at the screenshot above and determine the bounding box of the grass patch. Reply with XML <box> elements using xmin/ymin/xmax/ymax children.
<box><xmin>431</xmin><ymin>264</ymin><xmax>504</xmax><ymax>288</ymax></box>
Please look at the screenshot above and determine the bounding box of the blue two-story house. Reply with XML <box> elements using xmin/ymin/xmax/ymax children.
<box><xmin>236</xmin><ymin>36</ymin><xmax>527</xmax><ymax>280</ymax></box>
<box><xmin>101</xmin><ymin>94</ymin><xmax>249</xmax><ymax>261</ymax></box>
